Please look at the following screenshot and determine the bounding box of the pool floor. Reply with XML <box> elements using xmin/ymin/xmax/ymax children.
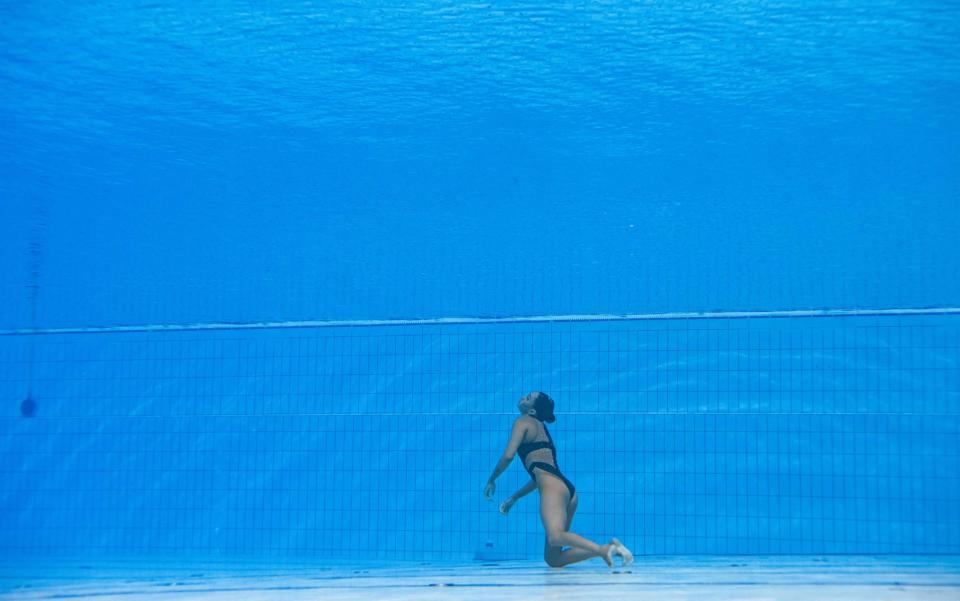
<box><xmin>2</xmin><ymin>556</ymin><xmax>959</xmax><ymax>600</ymax></box>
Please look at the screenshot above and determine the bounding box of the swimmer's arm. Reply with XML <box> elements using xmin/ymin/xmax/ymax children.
<box><xmin>486</xmin><ymin>419</ymin><xmax>528</xmax><ymax>485</ymax></box>
<box><xmin>500</xmin><ymin>479</ymin><xmax>537</xmax><ymax>514</ymax></box>
<box><xmin>508</xmin><ymin>479</ymin><xmax>537</xmax><ymax>502</ymax></box>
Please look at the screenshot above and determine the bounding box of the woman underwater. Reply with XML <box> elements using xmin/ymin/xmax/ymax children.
<box><xmin>484</xmin><ymin>391</ymin><xmax>634</xmax><ymax>568</ymax></box>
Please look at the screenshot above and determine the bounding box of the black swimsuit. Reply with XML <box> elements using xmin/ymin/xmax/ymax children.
<box><xmin>516</xmin><ymin>418</ymin><xmax>576</xmax><ymax>499</ymax></box>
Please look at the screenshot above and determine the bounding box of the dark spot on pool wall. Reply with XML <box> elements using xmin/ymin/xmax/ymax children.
<box><xmin>20</xmin><ymin>395</ymin><xmax>36</xmax><ymax>417</ymax></box>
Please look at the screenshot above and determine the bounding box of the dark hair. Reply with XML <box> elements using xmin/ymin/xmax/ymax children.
<box><xmin>531</xmin><ymin>391</ymin><xmax>556</xmax><ymax>423</ymax></box>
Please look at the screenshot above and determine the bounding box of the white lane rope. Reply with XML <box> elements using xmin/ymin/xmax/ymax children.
<box><xmin>1</xmin><ymin>306</ymin><xmax>958</xmax><ymax>336</ymax></box>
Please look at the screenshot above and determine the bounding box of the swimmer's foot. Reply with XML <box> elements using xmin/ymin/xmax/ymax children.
<box><xmin>600</xmin><ymin>543</ymin><xmax>614</xmax><ymax>567</ymax></box>
<box><xmin>609</xmin><ymin>537</ymin><xmax>634</xmax><ymax>567</ymax></box>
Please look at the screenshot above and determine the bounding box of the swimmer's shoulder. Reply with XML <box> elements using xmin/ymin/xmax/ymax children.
<box><xmin>515</xmin><ymin>415</ymin><xmax>538</xmax><ymax>437</ymax></box>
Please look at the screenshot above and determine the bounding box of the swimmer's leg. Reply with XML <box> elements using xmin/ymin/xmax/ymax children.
<box><xmin>543</xmin><ymin>492</ymin><xmax>633</xmax><ymax>568</ymax></box>
<box><xmin>545</xmin><ymin>493</ymin><xmax>595</xmax><ymax>566</ymax></box>
<box><xmin>540</xmin><ymin>488</ymin><xmax>614</xmax><ymax>566</ymax></box>
<box><xmin>548</xmin><ymin>543</ymin><xmax>615</xmax><ymax>567</ymax></box>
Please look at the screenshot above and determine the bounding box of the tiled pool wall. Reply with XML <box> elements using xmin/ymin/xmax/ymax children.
<box><xmin>1</xmin><ymin>314</ymin><xmax>957</xmax><ymax>560</ymax></box>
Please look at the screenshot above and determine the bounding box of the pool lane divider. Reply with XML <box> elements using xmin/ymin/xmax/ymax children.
<box><xmin>1</xmin><ymin>306</ymin><xmax>959</xmax><ymax>336</ymax></box>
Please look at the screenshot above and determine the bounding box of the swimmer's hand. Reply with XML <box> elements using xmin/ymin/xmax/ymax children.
<box><xmin>499</xmin><ymin>497</ymin><xmax>515</xmax><ymax>515</ymax></box>
<box><xmin>483</xmin><ymin>481</ymin><xmax>495</xmax><ymax>500</ymax></box>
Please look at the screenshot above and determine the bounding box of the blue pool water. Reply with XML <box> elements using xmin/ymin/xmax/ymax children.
<box><xmin>1</xmin><ymin>0</ymin><xmax>958</xmax><ymax>575</ymax></box>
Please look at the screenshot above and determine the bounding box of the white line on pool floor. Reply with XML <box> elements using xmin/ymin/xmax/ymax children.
<box><xmin>2</xmin><ymin>556</ymin><xmax>959</xmax><ymax>600</ymax></box>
